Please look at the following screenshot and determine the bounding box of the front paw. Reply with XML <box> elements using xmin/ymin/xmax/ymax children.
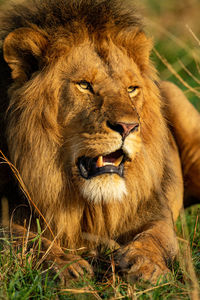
<box><xmin>48</xmin><ymin>253</ymin><xmax>93</xmax><ymax>284</ymax></box>
<box><xmin>115</xmin><ymin>242</ymin><xmax>170</xmax><ymax>284</ymax></box>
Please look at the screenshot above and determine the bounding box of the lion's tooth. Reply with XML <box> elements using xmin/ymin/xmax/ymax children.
<box><xmin>114</xmin><ymin>155</ymin><xmax>123</xmax><ymax>167</ymax></box>
<box><xmin>103</xmin><ymin>162</ymin><xmax>114</xmax><ymax>166</ymax></box>
<box><xmin>96</xmin><ymin>156</ymin><xmax>103</xmax><ymax>168</ymax></box>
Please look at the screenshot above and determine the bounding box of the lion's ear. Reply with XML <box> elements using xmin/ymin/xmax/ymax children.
<box><xmin>3</xmin><ymin>27</ymin><xmax>48</xmax><ymax>82</ymax></box>
<box><xmin>131</xmin><ymin>31</ymin><xmax>153</xmax><ymax>72</ymax></box>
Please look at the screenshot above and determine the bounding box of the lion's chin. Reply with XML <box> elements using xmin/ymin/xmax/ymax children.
<box><xmin>80</xmin><ymin>174</ymin><xmax>127</xmax><ymax>203</ymax></box>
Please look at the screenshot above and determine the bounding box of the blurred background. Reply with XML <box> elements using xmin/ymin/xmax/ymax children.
<box><xmin>141</xmin><ymin>0</ymin><xmax>200</xmax><ymax>109</ymax></box>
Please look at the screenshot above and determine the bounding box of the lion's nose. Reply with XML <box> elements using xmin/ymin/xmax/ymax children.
<box><xmin>107</xmin><ymin>121</ymin><xmax>139</xmax><ymax>139</ymax></box>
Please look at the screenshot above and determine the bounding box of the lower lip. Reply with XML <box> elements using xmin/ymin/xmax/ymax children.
<box><xmin>78</xmin><ymin>162</ymin><xmax>124</xmax><ymax>179</ymax></box>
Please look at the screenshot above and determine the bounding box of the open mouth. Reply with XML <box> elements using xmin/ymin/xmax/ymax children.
<box><xmin>78</xmin><ymin>149</ymin><xmax>126</xmax><ymax>179</ymax></box>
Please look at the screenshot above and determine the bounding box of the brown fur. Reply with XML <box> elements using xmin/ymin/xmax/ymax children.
<box><xmin>0</xmin><ymin>0</ymin><xmax>199</xmax><ymax>283</ymax></box>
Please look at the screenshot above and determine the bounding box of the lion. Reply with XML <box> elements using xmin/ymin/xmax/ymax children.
<box><xmin>0</xmin><ymin>0</ymin><xmax>200</xmax><ymax>284</ymax></box>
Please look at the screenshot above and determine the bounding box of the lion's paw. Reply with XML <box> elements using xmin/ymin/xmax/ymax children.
<box><xmin>115</xmin><ymin>245</ymin><xmax>170</xmax><ymax>284</ymax></box>
<box><xmin>49</xmin><ymin>253</ymin><xmax>93</xmax><ymax>283</ymax></box>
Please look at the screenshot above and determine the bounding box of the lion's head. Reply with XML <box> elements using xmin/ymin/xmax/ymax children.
<box><xmin>1</xmin><ymin>0</ymin><xmax>169</xmax><ymax>246</ymax></box>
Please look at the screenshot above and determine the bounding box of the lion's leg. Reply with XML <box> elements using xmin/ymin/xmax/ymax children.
<box><xmin>8</xmin><ymin>224</ymin><xmax>93</xmax><ymax>282</ymax></box>
<box><xmin>160</xmin><ymin>81</ymin><xmax>200</xmax><ymax>206</ymax></box>
<box><xmin>115</xmin><ymin>142</ymin><xmax>183</xmax><ymax>284</ymax></box>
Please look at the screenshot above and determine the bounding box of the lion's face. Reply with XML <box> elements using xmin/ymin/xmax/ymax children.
<box><xmin>56</xmin><ymin>41</ymin><xmax>144</xmax><ymax>203</ymax></box>
<box><xmin>4</xmin><ymin>26</ymin><xmax>164</xmax><ymax>207</ymax></box>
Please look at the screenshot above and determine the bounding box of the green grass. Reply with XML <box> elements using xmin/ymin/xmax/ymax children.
<box><xmin>0</xmin><ymin>243</ymin><xmax>58</xmax><ymax>299</ymax></box>
<box><xmin>0</xmin><ymin>208</ymin><xmax>200</xmax><ymax>299</ymax></box>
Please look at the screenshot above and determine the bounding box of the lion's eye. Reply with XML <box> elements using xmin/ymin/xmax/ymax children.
<box><xmin>127</xmin><ymin>86</ymin><xmax>140</xmax><ymax>97</ymax></box>
<box><xmin>76</xmin><ymin>80</ymin><xmax>93</xmax><ymax>93</ymax></box>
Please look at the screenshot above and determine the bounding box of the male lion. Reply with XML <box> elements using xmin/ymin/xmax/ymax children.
<box><xmin>0</xmin><ymin>0</ymin><xmax>200</xmax><ymax>283</ymax></box>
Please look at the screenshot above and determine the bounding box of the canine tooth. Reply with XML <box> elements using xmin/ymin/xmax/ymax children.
<box><xmin>96</xmin><ymin>156</ymin><xmax>103</xmax><ymax>168</ymax></box>
<box><xmin>114</xmin><ymin>155</ymin><xmax>123</xmax><ymax>167</ymax></box>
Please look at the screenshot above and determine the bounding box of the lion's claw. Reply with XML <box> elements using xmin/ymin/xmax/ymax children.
<box><xmin>51</xmin><ymin>253</ymin><xmax>93</xmax><ymax>283</ymax></box>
